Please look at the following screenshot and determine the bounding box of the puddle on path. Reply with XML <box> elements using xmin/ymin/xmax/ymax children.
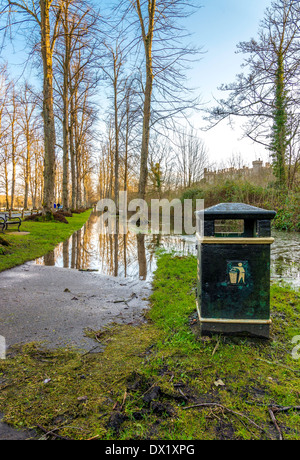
<box><xmin>35</xmin><ymin>212</ymin><xmax>300</xmax><ymax>288</ymax></box>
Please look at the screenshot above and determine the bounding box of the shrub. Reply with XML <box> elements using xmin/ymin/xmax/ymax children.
<box><xmin>181</xmin><ymin>180</ymin><xmax>300</xmax><ymax>232</ymax></box>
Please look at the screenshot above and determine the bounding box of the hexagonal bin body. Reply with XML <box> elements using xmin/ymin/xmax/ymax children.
<box><xmin>195</xmin><ymin>203</ymin><xmax>276</xmax><ymax>338</ymax></box>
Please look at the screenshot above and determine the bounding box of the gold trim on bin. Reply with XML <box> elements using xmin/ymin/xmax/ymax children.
<box><xmin>199</xmin><ymin>317</ymin><xmax>272</xmax><ymax>325</ymax></box>
<box><xmin>195</xmin><ymin>301</ymin><xmax>272</xmax><ymax>325</ymax></box>
<box><xmin>196</xmin><ymin>234</ymin><xmax>274</xmax><ymax>245</ymax></box>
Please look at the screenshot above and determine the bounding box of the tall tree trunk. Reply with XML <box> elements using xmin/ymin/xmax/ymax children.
<box><xmin>76</xmin><ymin>145</ymin><xmax>82</xmax><ymax>208</ymax></box>
<box><xmin>124</xmin><ymin>99</ymin><xmax>129</xmax><ymax>193</ymax></box>
<box><xmin>136</xmin><ymin>0</ymin><xmax>156</xmax><ymax>200</ymax></box>
<box><xmin>70</xmin><ymin>88</ymin><xmax>76</xmax><ymax>210</ymax></box>
<box><xmin>139</xmin><ymin>66</ymin><xmax>153</xmax><ymax>199</ymax></box>
<box><xmin>24</xmin><ymin>132</ymin><xmax>31</xmax><ymax>210</ymax></box>
<box><xmin>9</xmin><ymin>91</ymin><xmax>18</xmax><ymax>211</ymax></box>
<box><xmin>40</xmin><ymin>0</ymin><xmax>56</xmax><ymax>216</ymax></box>
<box><xmin>11</xmin><ymin>140</ymin><xmax>16</xmax><ymax>211</ymax></box>
<box><xmin>114</xmin><ymin>63</ymin><xmax>119</xmax><ymax>213</ymax></box>
<box><xmin>271</xmin><ymin>49</ymin><xmax>288</xmax><ymax>189</ymax></box>
<box><xmin>62</xmin><ymin>71</ymin><xmax>70</xmax><ymax>210</ymax></box>
<box><xmin>33</xmin><ymin>147</ymin><xmax>39</xmax><ymax>209</ymax></box>
<box><xmin>72</xmin><ymin>85</ymin><xmax>81</xmax><ymax>209</ymax></box>
<box><xmin>4</xmin><ymin>155</ymin><xmax>9</xmax><ymax>211</ymax></box>
<box><xmin>62</xmin><ymin>4</ymin><xmax>70</xmax><ymax>210</ymax></box>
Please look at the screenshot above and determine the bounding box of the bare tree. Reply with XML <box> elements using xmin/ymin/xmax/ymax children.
<box><xmin>102</xmin><ymin>38</ymin><xmax>126</xmax><ymax>212</ymax></box>
<box><xmin>5</xmin><ymin>85</ymin><xmax>21</xmax><ymax>210</ymax></box>
<box><xmin>0</xmin><ymin>144</ymin><xmax>10</xmax><ymax>209</ymax></box>
<box><xmin>53</xmin><ymin>0</ymin><xmax>100</xmax><ymax>210</ymax></box>
<box><xmin>0</xmin><ymin>65</ymin><xmax>11</xmax><ymax>209</ymax></box>
<box><xmin>205</xmin><ymin>0</ymin><xmax>300</xmax><ymax>189</ymax></box>
<box><xmin>148</xmin><ymin>138</ymin><xmax>175</xmax><ymax>197</ymax></box>
<box><xmin>176</xmin><ymin>128</ymin><xmax>208</xmax><ymax>189</ymax></box>
<box><xmin>3</xmin><ymin>0</ymin><xmax>62</xmax><ymax>214</ymax></box>
<box><xmin>17</xmin><ymin>82</ymin><xmax>39</xmax><ymax>209</ymax></box>
<box><xmin>116</xmin><ymin>0</ymin><xmax>201</xmax><ymax>199</ymax></box>
<box><xmin>30</xmin><ymin>137</ymin><xmax>44</xmax><ymax>209</ymax></box>
<box><xmin>120</xmin><ymin>81</ymin><xmax>142</xmax><ymax>194</ymax></box>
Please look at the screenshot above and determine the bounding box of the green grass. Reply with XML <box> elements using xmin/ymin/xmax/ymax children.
<box><xmin>0</xmin><ymin>209</ymin><xmax>92</xmax><ymax>272</ymax></box>
<box><xmin>0</xmin><ymin>252</ymin><xmax>299</xmax><ymax>440</ymax></box>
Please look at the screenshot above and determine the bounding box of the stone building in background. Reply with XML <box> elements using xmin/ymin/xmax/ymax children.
<box><xmin>203</xmin><ymin>160</ymin><xmax>274</xmax><ymax>185</ymax></box>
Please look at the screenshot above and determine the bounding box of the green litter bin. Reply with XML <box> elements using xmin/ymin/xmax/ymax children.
<box><xmin>195</xmin><ymin>203</ymin><xmax>276</xmax><ymax>339</ymax></box>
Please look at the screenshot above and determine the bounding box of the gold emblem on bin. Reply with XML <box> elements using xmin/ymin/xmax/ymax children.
<box><xmin>229</xmin><ymin>263</ymin><xmax>246</xmax><ymax>285</ymax></box>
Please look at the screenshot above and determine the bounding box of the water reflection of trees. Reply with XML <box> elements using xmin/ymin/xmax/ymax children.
<box><xmin>97</xmin><ymin>228</ymin><xmax>149</xmax><ymax>279</ymax></box>
<box><xmin>37</xmin><ymin>213</ymin><xmax>98</xmax><ymax>270</ymax></box>
<box><xmin>271</xmin><ymin>231</ymin><xmax>300</xmax><ymax>284</ymax></box>
<box><xmin>37</xmin><ymin>212</ymin><xmax>197</xmax><ymax>280</ymax></box>
<box><xmin>36</xmin><ymin>213</ymin><xmax>300</xmax><ymax>288</ymax></box>
<box><xmin>98</xmin><ymin>230</ymin><xmax>197</xmax><ymax>280</ymax></box>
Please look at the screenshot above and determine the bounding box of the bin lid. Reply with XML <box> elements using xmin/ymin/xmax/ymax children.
<box><xmin>198</xmin><ymin>203</ymin><xmax>276</xmax><ymax>220</ymax></box>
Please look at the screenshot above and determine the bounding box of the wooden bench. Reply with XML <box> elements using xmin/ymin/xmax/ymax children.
<box><xmin>2</xmin><ymin>214</ymin><xmax>22</xmax><ymax>233</ymax></box>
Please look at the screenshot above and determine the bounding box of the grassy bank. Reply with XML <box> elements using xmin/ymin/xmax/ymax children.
<box><xmin>0</xmin><ymin>209</ymin><xmax>92</xmax><ymax>272</ymax></box>
<box><xmin>0</xmin><ymin>252</ymin><xmax>299</xmax><ymax>440</ymax></box>
<box><xmin>181</xmin><ymin>180</ymin><xmax>300</xmax><ymax>232</ymax></box>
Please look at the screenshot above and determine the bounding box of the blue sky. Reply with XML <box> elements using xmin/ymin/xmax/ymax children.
<box><xmin>188</xmin><ymin>0</ymin><xmax>272</xmax><ymax>98</ymax></box>
<box><xmin>1</xmin><ymin>0</ymin><xmax>273</xmax><ymax>167</ymax></box>
<box><xmin>184</xmin><ymin>0</ymin><xmax>273</xmax><ymax>167</ymax></box>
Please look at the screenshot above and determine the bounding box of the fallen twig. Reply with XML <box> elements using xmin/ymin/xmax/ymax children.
<box><xmin>0</xmin><ymin>384</ymin><xmax>11</xmax><ymax>391</ymax></box>
<box><xmin>81</xmin><ymin>346</ymin><xmax>101</xmax><ymax>356</ymax></box>
<box><xmin>113</xmin><ymin>298</ymin><xmax>132</xmax><ymax>304</ymax></box>
<box><xmin>37</xmin><ymin>424</ymin><xmax>72</xmax><ymax>441</ymax></box>
<box><xmin>94</xmin><ymin>334</ymin><xmax>102</xmax><ymax>344</ymax></box>
<box><xmin>120</xmin><ymin>390</ymin><xmax>128</xmax><ymax>410</ymax></box>
<box><xmin>178</xmin><ymin>388</ymin><xmax>188</xmax><ymax>401</ymax></box>
<box><xmin>268</xmin><ymin>407</ymin><xmax>283</xmax><ymax>440</ymax></box>
<box><xmin>246</xmin><ymin>401</ymin><xmax>300</xmax><ymax>413</ymax></box>
<box><xmin>272</xmin><ymin>405</ymin><xmax>300</xmax><ymax>413</ymax></box>
<box><xmin>183</xmin><ymin>403</ymin><xmax>266</xmax><ymax>434</ymax></box>
<box><xmin>255</xmin><ymin>358</ymin><xmax>300</xmax><ymax>374</ymax></box>
<box><xmin>212</xmin><ymin>338</ymin><xmax>221</xmax><ymax>357</ymax></box>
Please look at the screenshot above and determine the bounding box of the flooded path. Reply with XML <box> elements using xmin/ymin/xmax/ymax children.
<box><xmin>35</xmin><ymin>211</ymin><xmax>300</xmax><ymax>288</ymax></box>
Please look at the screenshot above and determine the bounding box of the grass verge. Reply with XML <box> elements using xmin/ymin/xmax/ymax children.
<box><xmin>0</xmin><ymin>252</ymin><xmax>299</xmax><ymax>440</ymax></box>
<box><xmin>0</xmin><ymin>209</ymin><xmax>92</xmax><ymax>272</ymax></box>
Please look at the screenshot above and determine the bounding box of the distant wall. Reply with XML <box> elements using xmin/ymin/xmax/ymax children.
<box><xmin>203</xmin><ymin>160</ymin><xmax>274</xmax><ymax>185</ymax></box>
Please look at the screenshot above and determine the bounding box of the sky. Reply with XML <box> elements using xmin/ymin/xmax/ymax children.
<box><xmin>1</xmin><ymin>0</ymin><xmax>274</xmax><ymax>169</ymax></box>
<box><xmin>184</xmin><ymin>0</ymin><xmax>273</xmax><ymax>168</ymax></box>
